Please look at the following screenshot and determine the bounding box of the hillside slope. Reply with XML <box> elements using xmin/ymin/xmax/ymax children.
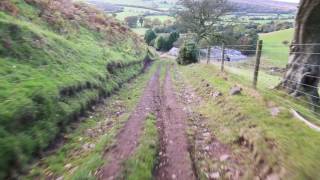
<box><xmin>231</xmin><ymin>0</ymin><xmax>297</xmax><ymax>13</ymax></box>
<box><xmin>260</xmin><ymin>28</ymin><xmax>294</xmax><ymax>67</ymax></box>
<box><xmin>0</xmin><ymin>0</ymin><xmax>153</xmax><ymax>178</ymax></box>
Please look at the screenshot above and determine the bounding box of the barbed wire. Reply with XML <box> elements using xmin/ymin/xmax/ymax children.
<box><xmin>213</xmin><ymin>57</ymin><xmax>320</xmax><ymax>111</ymax></box>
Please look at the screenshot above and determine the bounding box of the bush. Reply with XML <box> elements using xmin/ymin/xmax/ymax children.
<box><xmin>177</xmin><ymin>41</ymin><xmax>199</xmax><ymax>65</ymax></box>
<box><xmin>144</xmin><ymin>29</ymin><xmax>157</xmax><ymax>46</ymax></box>
<box><xmin>153</xmin><ymin>32</ymin><xmax>179</xmax><ymax>51</ymax></box>
<box><xmin>166</xmin><ymin>31</ymin><xmax>179</xmax><ymax>49</ymax></box>
<box><xmin>154</xmin><ymin>36</ymin><xmax>165</xmax><ymax>51</ymax></box>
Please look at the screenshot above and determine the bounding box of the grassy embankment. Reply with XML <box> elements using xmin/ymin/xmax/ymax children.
<box><xmin>26</xmin><ymin>61</ymin><xmax>162</xmax><ymax>179</ymax></box>
<box><xmin>177</xmin><ymin>63</ymin><xmax>320</xmax><ymax>179</ymax></box>
<box><xmin>0</xmin><ymin>0</ymin><xmax>154</xmax><ymax>178</ymax></box>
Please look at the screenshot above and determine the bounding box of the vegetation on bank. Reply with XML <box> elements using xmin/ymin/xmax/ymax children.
<box><xmin>0</xmin><ymin>0</ymin><xmax>154</xmax><ymax>178</ymax></box>
<box><xmin>177</xmin><ymin>63</ymin><xmax>320</xmax><ymax>179</ymax></box>
<box><xmin>26</xmin><ymin>61</ymin><xmax>161</xmax><ymax>179</ymax></box>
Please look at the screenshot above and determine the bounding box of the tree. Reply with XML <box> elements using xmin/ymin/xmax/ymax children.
<box><xmin>178</xmin><ymin>0</ymin><xmax>231</xmax><ymax>63</ymax></box>
<box><xmin>139</xmin><ymin>16</ymin><xmax>144</xmax><ymax>27</ymax></box>
<box><xmin>144</xmin><ymin>29</ymin><xmax>157</xmax><ymax>45</ymax></box>
<box><xmin>279</xmin><ymin>0</ymin><xmax>320</xmax><ymax>111</ymax></box>
<box><xmin>178</xmin><ymin>0</ymin><xmax>231</xmax><ymax>43</ymax></box>
<box><xmin>124</xmin><ymin>16</ymin><xmax>138</xmax><ymax>28</ymax></box>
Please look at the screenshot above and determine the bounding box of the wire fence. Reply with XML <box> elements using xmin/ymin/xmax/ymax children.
<box><xmin>199</xmin><ymin>41</ymin><xmax>320</xmax><ymax>125</ymax></box>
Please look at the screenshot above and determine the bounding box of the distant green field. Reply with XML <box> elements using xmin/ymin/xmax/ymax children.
<box><xmin>260</xmin><ymin>28</ymin><xmax>294</xmax><ymax>67</ymax></box>
<box><xmin>132</xmin><ymin>28</ymin><xmax>148</xmax><ymax>35</ymax></box>
<box><xmin>116</xmin><ymin>7</ymin><xmax>159</xmax><ymax>20</ymax></box>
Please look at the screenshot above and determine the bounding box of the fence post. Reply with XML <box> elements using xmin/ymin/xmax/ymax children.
<box><xmin>253</xmin><ymin>40</ymin><xmax>263</xmax><ymax>89</ymax></box>
<box><xmin>207</xmin><ymin>46</ymin><xmax>211</xmax><ymax>64</ymax></box>
<box><xmin>221</xmin><ymin>43</ymin><xmax>225</xmax><ymax>72</ymax></box>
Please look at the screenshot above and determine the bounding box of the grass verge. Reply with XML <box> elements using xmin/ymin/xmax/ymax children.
<box><xmin>177</xmin><ymin>63</ymin><xmax>320</xmax><ymax>179</ymax></box>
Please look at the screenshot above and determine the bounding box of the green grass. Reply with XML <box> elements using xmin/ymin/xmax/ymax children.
<box><xmin>177</xmin><ymin>63</ymin><xmax>320</xmax><ymax>179</ymax></box>
<box><xmin>260</xmin><ymin>28</ymin><xmax>294</xmax><ymax>67</ymax></box>
<box><xmin>216</xmin><ymin>62</ymin><xmax>320</xmax><ymax>126</ymax></box>
<box><xmin>0</xmin><ymin>0</ymin><xmax>150</xmax><ymax>178</ymax></box>
<box><xmin>122</xmin><ymin>114</ymin><xmax>159</xmax><ymax>180</ymax></box>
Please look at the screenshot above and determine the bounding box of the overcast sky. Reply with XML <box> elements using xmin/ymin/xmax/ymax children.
<box><xmin>275</xmin><ymin>0</ymin><xmax>299</xmax><ymax>3</ymax></box>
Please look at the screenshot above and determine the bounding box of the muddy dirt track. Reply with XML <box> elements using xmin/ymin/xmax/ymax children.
<box><xmin>97</xmin><ymin>64</ymin><xmax>196</xmax><ymax>180</ymax></box>
<box><xmin>155</xmin><ymin>66</ymin><xmax>196</xmax><ymax>180</ymax></box>
<box><xmin>97</xmin><ymin>66</ymin><xmax>161</xmax><ymax>179</ymax></box>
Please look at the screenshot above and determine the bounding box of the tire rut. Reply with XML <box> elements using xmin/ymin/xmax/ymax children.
<box><xmin>155</xmin><ymin>65</ymin><xmax>196</xmax><ymax>180</ymax></box>
<box><xmin>97</xmin><ymin>65</ymin><xmax>161</xmax><ymax>180</ymax></box>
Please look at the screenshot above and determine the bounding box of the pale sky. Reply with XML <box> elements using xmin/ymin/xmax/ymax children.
<box><xmin>275</xmin><ymin>0</ymin><xmax>299</xmax><ymax>3</ymax></box>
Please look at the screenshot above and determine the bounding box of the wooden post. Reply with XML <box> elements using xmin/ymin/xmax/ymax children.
<box><xmin>198</xmin><ymin>48</ymin><xmax>201</xmax><ymax>63</ymax></box>
<box><xmin>207</xmin><ymin>46</ymin><xmax>211</xmax><ymax>64</ymax></box>
<box><xmin>221</xmin><ymin>43</ymin><xmax>225</xmax><ymax>72</ymax></box>
<box><xmin>253</xmin><ymin>40</ymin><xmax>263</xmax><ymax>89</ymax></box>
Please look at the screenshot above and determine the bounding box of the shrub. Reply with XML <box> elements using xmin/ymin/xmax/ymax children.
<box><xmin>166</xmin><ymin>31</ymin><xmax>179</xmax><ymax>50</ymax></box>
<box><xmin>144</xmin><ymin>29</ymin><xmax>157</xmax><ymax>46</ymax></box>
<box><xmin>177</xmin><ymin>41</ymin><xmax>199</xmax><ymax>65</ymax></box>
<box><xmin>153</xmin><ymin>32</ymin><xmax>179</xmax><ymax>51</ymax></box>
<box><xmin>154</xmin><ymin>36</ymin><xmax>165</xmax><ymax>51</ymax></box>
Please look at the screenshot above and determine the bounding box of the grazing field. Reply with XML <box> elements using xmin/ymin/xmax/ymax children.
<box><xmin>260</xmin><ymin>28</ymin><xmax>294</xmax><ymax>67</ymax></box>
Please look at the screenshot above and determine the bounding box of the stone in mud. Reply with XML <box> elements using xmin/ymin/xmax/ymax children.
<box><xmin>82</xmin><ymin>143</ymin><xmax>95</xmax><ymax>151</ymax></box>
<box><xmin>266</xmin><ymin>174</ymin><xmax>280</xmax><ymax>180</ymax></box>
<box><xmin>56</xmin><ymin>176</ymin><xmax>63</xmax><ymax>180</ymax></box>
<box><xmin>64</xmin><ymin>163</ymin><xmax>72</xmax><ymax>170</ymax></box>
<box><xmin>203</xmin><ymin>146</ymin><xmax>210</xmax><ymax>151</ymax></box>
<box><xmin>209</xmin><ymin>172</ymin><xmax>220</xmax><ymax>179</ymax></box>
<box><xmin>89</xmin><ymin>143</ymin><xmax>95</xmax><ymax>149</ymax></box>
<box><xmin>229</xmin><ymin>86</ymin><xmax>242</xmax><ymax>95</ymax></box>
<box><xmin>203</xmin><ymin>132</ymin><xmax>210</xmax><ymax>137</ymax></box>
<box><xmin>270</xmin><ymin>107</ymin><xmax>281</xmax><ymax>117</ymax></box>
<box><xmin>86</xmin><ymin>129</ymin><xmax>94</xmax><ymax>137</ymax></box>
<box><xmin>212</xmin><ymin>91</ymin><xmax>223</xmax><ymax>98</ymax></box>
<box><xmin>220</xmin><ymin>154</ymin><xmax>230</xmax><ymax>162</ymax></box>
